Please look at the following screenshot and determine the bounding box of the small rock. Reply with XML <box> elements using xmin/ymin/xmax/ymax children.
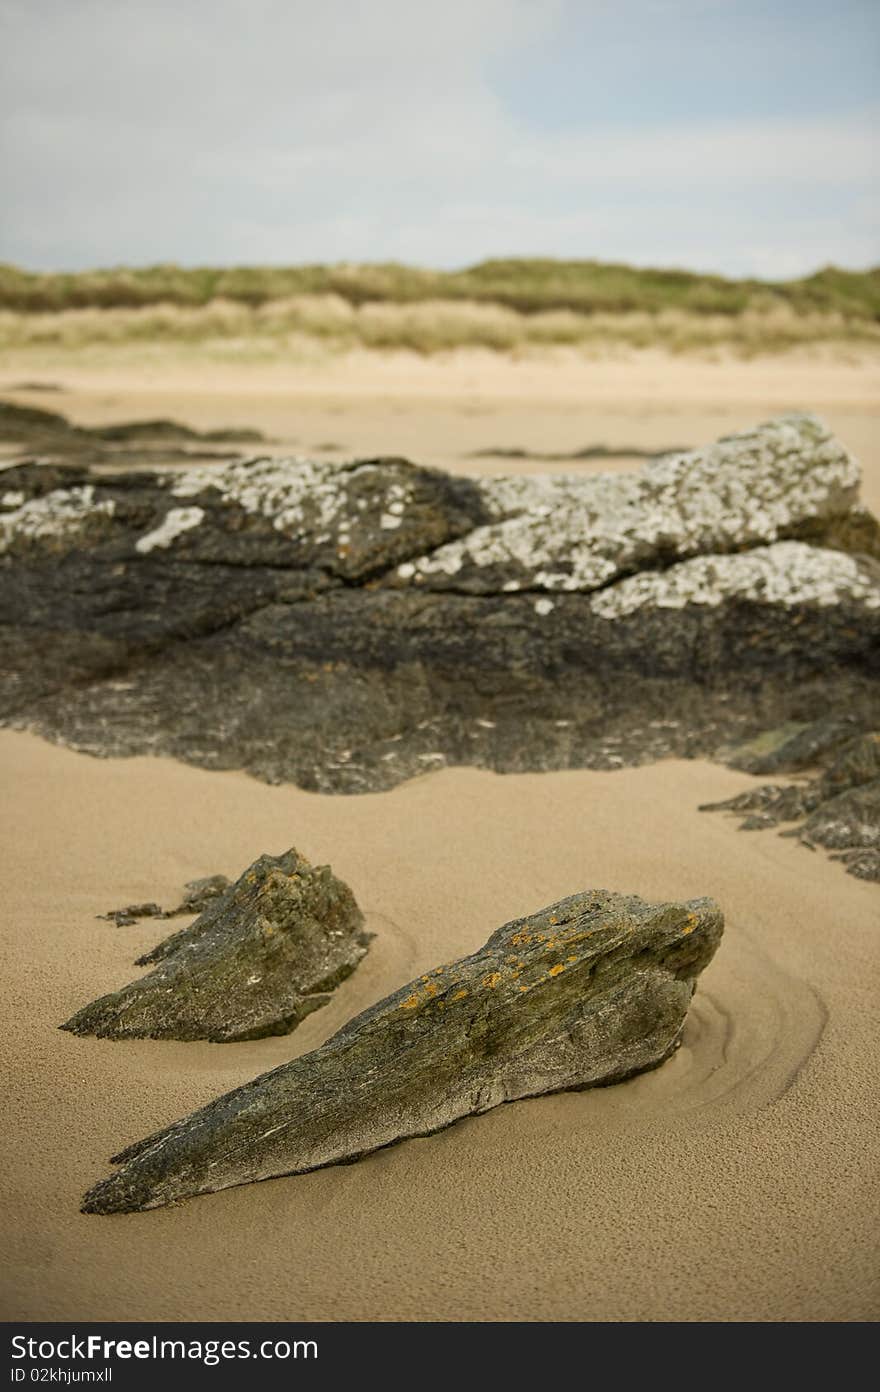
<box><xmin>63</xmin><ymin>849</ymin><xmax>370</xmax><ymax>1042</ymax></box>
<box><xmin>164</xmin><ymin>874</ymin><xmax>231</xmax><ymax>916</ymax></box>
<box><xmin>98</xmin><ymin>902</ymin><xmax>163</xmax><ymax>927</ymax></box>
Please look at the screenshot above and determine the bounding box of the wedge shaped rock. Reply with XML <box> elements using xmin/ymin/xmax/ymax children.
<box><xmin>63</xmin><ymin>849</ymin><xmax>370</xmax><ymax>1042</ymax></box>
<box><xmin>82</xmin><ymin>887</ymin><xmax>723</xmax><ymax>1213</ymax></box>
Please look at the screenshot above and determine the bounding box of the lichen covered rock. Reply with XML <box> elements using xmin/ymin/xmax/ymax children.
<box><xmin>82</xmin><ymin>886</ymin><xmax>723</xmax><ymax>1213</ymax></box>
<box><xmin>388</xmin><ymin>414</ymin><xmax>860</xmax><ymax>594</ymax></box>
<box><xmin>1</xmin><ymin>414</ymin><xmax>878</xmax><ymax>798</ymax></box>
<box><xmin>63</xmin><ymin>849</ymin><xmax>370</xmax><ymax>1042</ymax></box>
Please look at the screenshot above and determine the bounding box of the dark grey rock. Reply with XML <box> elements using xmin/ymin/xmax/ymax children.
<box><xmin>699</xmin><ymin>782</ymin><xmax>822</xmax><ymax>828</ymax></box>
<box><xmin>1</xmin><ymin>414</ymin><xmax>878</xmax><ymax>813</ymax></box>
<box><xmin>0</xmin><ymin>398</ymin><xmax>266</xmax><ymax>461</ymax></box>
<box><xmin>702</xmin><ymin>731</ymin><xmax>880</xmax><ymax>880</ymax></box>
<box><xmin>800</xmin><ymin>780</ymin><xmax>880</xmax><ymax>853</ymax></box>
<box><xmin>63</xmin><ymin>849</ymin><xmax>370</xmax><ymax>1042</ymax></box>
<box><xmin>98</xmin><ymin>875</ymin><xmax>233</xmax><ymax>925</ymax></box>
<box><xmin>81</xmin><ymin>886</ymin><xmax>723</xmax><ymax>1214</ymax></box>
<box><xmin>165</xmin><ymin>874</ymin><xmax>231</xmax><ymax>916</ymax></box>
<box><xmin>719</xmin><ymin>716</ymin><xmax>861</xmax><ymax>775</ymax></box>
<box><xmin>98</xmin><ymin>903</ymin><xmax>163</xmax><ymax>927</ymax></box>
<box><xmin>818</xmin><ymin>730</ymin><xmax>880</xmax><ymax>798</ymax></box>
<box><xmin>830</xmin><ymin>848</ymin><xmax>880</xmax><ymax>882</ymax></box>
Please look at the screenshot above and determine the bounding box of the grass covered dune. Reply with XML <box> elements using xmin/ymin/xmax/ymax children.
<box><xmin>1</xmin><ymin>258</ymin><xmax>879</xmax><ymax>357</ymax></box>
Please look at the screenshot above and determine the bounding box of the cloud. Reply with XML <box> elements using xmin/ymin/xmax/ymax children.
<box><xmin>0</xmin><ymin>0</ymin><xmax>876</xmax><ymax>274</ymax></box>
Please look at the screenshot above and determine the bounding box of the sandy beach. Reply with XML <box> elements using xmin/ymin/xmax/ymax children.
<box><xmin>4</xmin><ymin>347</ymin><xmax>880</xmax><ymax>510</ymax></box>
<box><xmin>2</xmin><ymin>732</ymin><xmax>878</xmax><ymax>1321</ymax></box>
<box><xmin>1</xmin><ymin>351</ymin><xmax>878</xmax><ymax>1322</ymax></box>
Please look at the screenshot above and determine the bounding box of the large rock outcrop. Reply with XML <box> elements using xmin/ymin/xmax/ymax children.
<box><xmin>62</xmin><ymin>849</ymin><xmax>371</xmax><ymax>1041</ymax></box>
<box><xmin>82</xmin><ymin>887</ymin><xmax>723</xmax><ymax>1213</ymax></box>
<box><xmin>2</xmin><ymin>412</ymin><xmax>878</xmax><ymax>794</ymax></box>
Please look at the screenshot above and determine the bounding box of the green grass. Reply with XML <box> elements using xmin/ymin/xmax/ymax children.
<box><xmin>1</xmin><ymin>259</ymin><xmax>878</xmax><ymax>358</ymax></box>
<box><xmin>1</xmin><ymin>258</ymin><xmax>879</xmax><ymax>319</ymax></box>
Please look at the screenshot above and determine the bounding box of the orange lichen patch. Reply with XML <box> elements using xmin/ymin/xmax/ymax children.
<box><xmin>567</xmin><ymin>954</ymin><xmax>578</xmax><ymax>963</ymax></box>
<box><xmin>548</xmin><ymin>964</ymin><xmax>565</xmax><ymax>978</ymax></box>
<box><xmin>450</xmin><ymin>988</ymin><xmax>468</xmax><ymax>1002</ymax></box>
<box><xmin>549</xmin><ymin>915</ymin><xmax>558</xmax><ymax>925</ymax></box>
<box><xmin>481</xmin><ymin>972</ymin><xmax>502</xmax><ymax>989</ymax></box>
<box><xmin>682</xmin><ymin>912</ymin><xmax>698</xmax><ymax>935</ymax></box>
<box><xmin>510</xmin><ymin>931</ymin><xmax>533</xmax><ymax>946</ymax></box>
<box><xmin>400</xmin><ymin>979</ymin><xmax>442</xmax><ymax>1010</ymax></box>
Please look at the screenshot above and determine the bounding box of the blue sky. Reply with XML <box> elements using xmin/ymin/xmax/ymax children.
<box><xmin>1</xmin><ymin>0</ymin><xmax>877</xmax><ymax>275</ymax></box>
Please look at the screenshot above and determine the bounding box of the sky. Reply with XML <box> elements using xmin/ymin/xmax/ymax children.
<box><xmin>0</xmin><ymin>0</ymin><xmax>877</xmax><ymax>277</ymax></box>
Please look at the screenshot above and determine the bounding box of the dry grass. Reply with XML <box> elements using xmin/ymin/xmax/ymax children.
<box><xmin>1</xmin><ymin>293</ymin><xmax>878</xmax><ymax>360</ymax></box>
<box><xmin>2</xmin><ymin>257</ymin><xmax>878</xmax><ymax>360</ymax></box>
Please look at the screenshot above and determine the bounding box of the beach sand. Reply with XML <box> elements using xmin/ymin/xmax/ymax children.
<box><xmin>1</xmin><ymin>350</ymin><xmax>878</xmax><ymax>1321</ymax></box>
<box><xmin>2</xmin><ymin>733</ymin><xmax>878</xmax><ymax>1322</ymax></box>
<box><xmin>3</xmin><ymin>347</ymin><xmax>880</xmax><ymax>510</ymax></box>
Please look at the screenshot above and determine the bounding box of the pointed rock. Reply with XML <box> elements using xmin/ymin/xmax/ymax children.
<box><xmin>81</xmin><ymin>887</ymin><xmax>723</xmax><ymax>1214</ymax></box>
<box><xmin>63</xmin><ymin>849</ymin><xmax>370</xmax><ymax>1042</ymax></box>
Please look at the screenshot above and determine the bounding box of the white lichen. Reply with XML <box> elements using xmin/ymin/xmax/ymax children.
<box><xmin>0</xmin><ymin>485</ymin><xmax>115</xmax><ymax>554</ymax></box>
<box><xmin>135</xmin><ymin>507</ymin><xmax>205</xmax><ymax>554</ymax></box>
<box><xmin>394</xmin><ymin>414</ymin><xmax>860</xmax><ymax>593</ymax></box>
<box><xmin>590</xmin><ymin>541</ymin><xmax>880</xmax><ymax>619</ymax></box>
<box><xmin>171</xmin><ymin>455</ymin><xmax>417</xmax><ymax>546</ymax></box>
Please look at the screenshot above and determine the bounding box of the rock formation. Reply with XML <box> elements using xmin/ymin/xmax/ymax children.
<box><xmin>701</xmin><ymin>729</ymin><xmax>880</xmax><ymax>880</ymax></box>
<box><xmin>82</xmin><ymin>887</ymin><xmax>723</xmax><ymax>1213</ymax></box>
<box><xmin>63</xmin><ymin>849</ymin><xmax>371</xmax><ymax>1041</ymax></box>
<box><xmin>0</xmin><ymin>397</ymin><xmax>264</xmax><ymax>464</ymax></box>
<box><xmin>98</xmin><ymin>874</ymin><xmax>233</xmax><ymax>925</ymax></box>
<box><xmin>1</xmin><ymin>412</ymin><xmax>878</xmax><ymax>803</ymax></box>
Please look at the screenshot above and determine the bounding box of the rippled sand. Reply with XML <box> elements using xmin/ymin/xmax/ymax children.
<box><xmin>2</xmin><ymin>731</ymin><xmax>877</xmax><ymax>1321</ymax></box>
